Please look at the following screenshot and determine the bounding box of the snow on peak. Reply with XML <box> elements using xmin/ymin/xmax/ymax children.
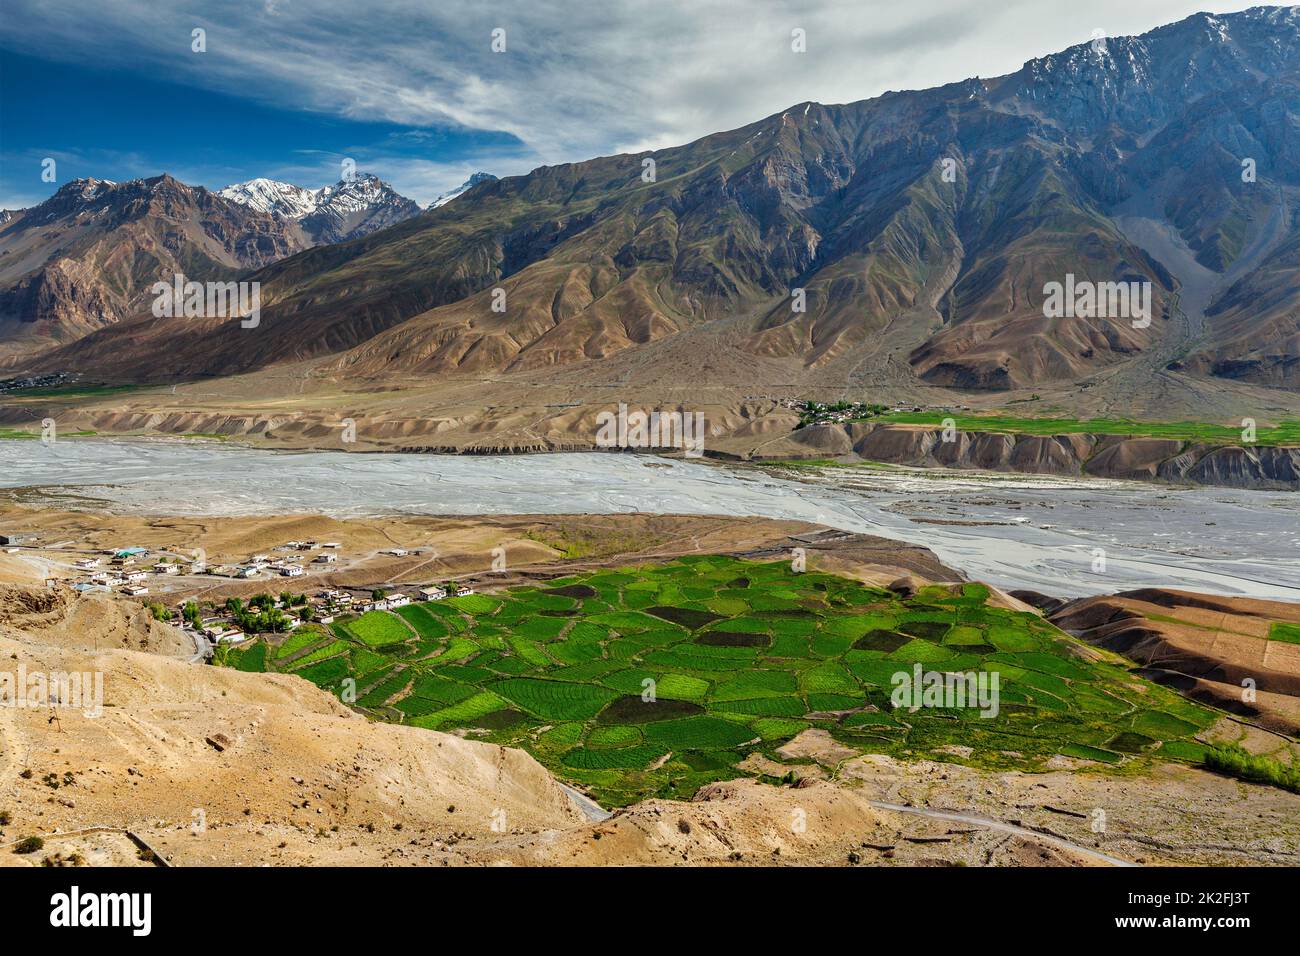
<box><xmin>218</xmin><ymin>173</ymin><xmax>411</xmax><ymax>222</ymax></box>
<box><xmin>217</xmin><ymin>178</ymin><xmax>320</xmax><ymax>219</ymax></box>
<box><xmin>429</xmin><ymin>171</ymin><xmax>497</xmax><ymax>209</ymax></box>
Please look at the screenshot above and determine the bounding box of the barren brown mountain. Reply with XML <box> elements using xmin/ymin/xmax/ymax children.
<box><xmin>0</xmin><ymin>176</ymin><xmax>310</xmax><ymax>359</ymax></box>
<box><xmin>4</xmin><ymin>8</ymin><xmax>1297</xmax><ymax>412</ymax></box>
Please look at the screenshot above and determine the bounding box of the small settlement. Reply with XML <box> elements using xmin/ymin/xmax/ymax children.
<box><xmin>2</xmin><ymin>533</ymin><xmax>477</xmax><ymax>651</ymax></box>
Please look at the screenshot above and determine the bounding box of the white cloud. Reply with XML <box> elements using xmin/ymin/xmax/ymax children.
<box><xmin>0</xmin><ymin>0</ymin><xmax>1263</xmax><ymax>204</ymax></box>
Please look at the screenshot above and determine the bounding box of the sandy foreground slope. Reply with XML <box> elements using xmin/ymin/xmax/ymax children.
<box><xmin>1</xmin><ymin>513</ymin><xmax>1298</xmax><ymax>867</ymax></box>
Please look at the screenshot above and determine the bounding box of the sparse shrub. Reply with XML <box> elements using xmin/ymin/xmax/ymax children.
<box><xmin>1204</xmin><ymin>744</ymin><xmax>1300</xmax><ymax>794</ymax></box>
<box><xmin>14</xmin><ymin>836</ymin><xmax>43</xmax><ymax>854</ymax></box>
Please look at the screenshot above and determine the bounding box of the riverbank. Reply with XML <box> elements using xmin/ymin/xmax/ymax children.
<box><xmin>4</xmin><ymin>384</ymin><xmax>1298</xmax><ymax>490</ymax></box>
<box><xmin>2</xmin><ymin>438</ymin><xmax>1298</xmax><ymax>601</ymax></box>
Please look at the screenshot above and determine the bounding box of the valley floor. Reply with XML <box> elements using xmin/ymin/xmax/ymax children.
<box><xmin>1</xmin><ymin>510</ymin><xmax>1297</xmax><ymax>867</ymax></box>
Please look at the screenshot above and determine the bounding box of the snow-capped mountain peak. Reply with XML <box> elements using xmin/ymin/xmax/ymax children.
<box><xmin>217</xmin><ymin>173</ymin><xmax>422</xmax><ymax>243</ymax></box>
<box><xmin>429</xmin><ymin>171</ymin><xmax>497</xmax><ymax>209</ymax></box>
<box><xmin>217</xmin><ymin>178</ymin><xmax>319</xmax><ymax>218</ymax></box>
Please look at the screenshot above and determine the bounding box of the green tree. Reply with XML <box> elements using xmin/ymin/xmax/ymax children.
<box><xmin>146</xmin><ymin>601</ymin><xmax>172</xmax><ymax>622</ymax></box>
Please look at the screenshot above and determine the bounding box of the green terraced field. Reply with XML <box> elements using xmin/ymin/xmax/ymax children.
<box><xmin>344</xmin><ymin>610</ymin><xmax>414</xmax><ymax>646</ymax></box>
<box><xmin>1269</xmin><ymin>622</ymin><xmax>1300</xmax><ymax>645</ymax></box>
<box><xmin>223</xmin><ymin>556</ymin><xmax>1224</xmax><ymax>806</ymax></box>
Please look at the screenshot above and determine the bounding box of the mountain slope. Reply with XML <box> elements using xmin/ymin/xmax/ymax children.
<box><xmin>12</xmin><ymin>6</ymin><xmax>1300</xmax><ymax>400</ymax></box>
<box><xmin>0</xmin><ymin>175</ymin><xmax>308</xmax><ymax>359</ymax></box>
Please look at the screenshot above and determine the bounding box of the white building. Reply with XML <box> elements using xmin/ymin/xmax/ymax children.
<box><xmin>419</xmin><ymin>586</ymin><xmax>447</xmax><ymax>601</ymax></box>
<box><xmin>280</xmin><ymin>565</ymin><xmax>305</xmax><ymax>577</ymax></box>
<box><xmin>387</xmin><ymin>593</ymin><xmax>410</xmax><ymax>608</ymax></box>
<box><xmin>314</xmin><ymin>553</ymin><xmax>337</xmax><ymax>563</ymax></box>
<box><xmin>455</xmin><ymin>585</ymin><xmax>475</xmax><ymax>597</ymax></box>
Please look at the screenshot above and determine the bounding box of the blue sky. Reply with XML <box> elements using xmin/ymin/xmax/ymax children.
<box><xmin>0</xmin><ymin>0</ymin><xmax>1262</xmax><ymax>209</ymax></box>
<box><xmin>0</xmin><ymin>50</ymin><xmax>527</xmax><ymax>208</ymax></box>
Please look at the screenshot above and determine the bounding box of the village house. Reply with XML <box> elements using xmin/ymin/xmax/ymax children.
<box><xmin>154</xmin><ymin>563</ymin><xmax>181</xmax><ymax>575</ymax></box>
<box><xmin>122</xmin><ymin>584</ymin><xmax>149</xmax><ymax>596</ymax></box>
<box><xmin>455</xmin><ymin>585</ymin><xmax>475</xmax><ymax>597</ymax></box>
<box><xmin>280</xmin><ymin>565</ymin><xmax>305</xmax><ymax>577</ymax></box>
<box><xmin>205</xmin><ymin>626</ymin><xmax>245</xmax><ymax>643</ymax></box>
<box><xmin>419</xmin><ymin>586</ymin><xmax>447</xmax><ymax>601</ymax></box>
<box><xmin>123</xmin><ymin>569</ymin><xmax>148</xmax><ymax>583</ymax></box>
<box><xmin>314</xmin><ymin>553</ymin><xmax>337</xmax><ymax>563</ymax></box>
<box><xmin>387</xmin><ymin>593</ymin><xmax>410</xmax><ymax>608</ymax></box>
<box><xmin>75</xmin><ymin>558</ymin><xmax>101</xmax><ymax>570</ymax></box>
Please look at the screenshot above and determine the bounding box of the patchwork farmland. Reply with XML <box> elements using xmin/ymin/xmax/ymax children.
<box><xmin>223</xmin><ymin>557</ymin><xmax>1220</xmax><ymax>806</ymax></box>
